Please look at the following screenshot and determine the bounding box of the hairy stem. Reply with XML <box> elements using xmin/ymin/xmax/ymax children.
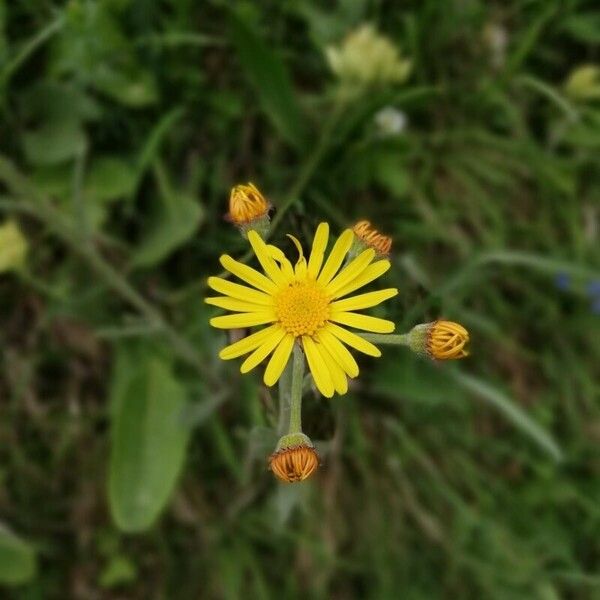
<box><xmin>359</xmin><ymin>333</ymin><xmax>411</xmax><ymax>345</ymax></box>
<box><xmin>287</xmin><ymin>343</ymin><xmax>306</xmax><ymax>434</ymax></box>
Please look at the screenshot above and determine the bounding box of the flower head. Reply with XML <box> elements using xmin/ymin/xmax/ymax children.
<box><xmin>326</xmin><ymin>24</ymin><xmax>411</xmax><ymax>93</ymax></box>
<box><xmin>269</xmin><ymin>433</ymin><xmax>319</xmax><ymax>483</ymax></box>
<box><xmin>227</xmin><ymin>183</ymin><xmax>271</xmax><ymax>235</ymax></box>
<box><xmin>206</xmin><ymin>223</ymin><xmax>398</xmax><ymax>397</ymax></box>
<box><xmin>0</xmin><ymin>220</ymin><xmax>28</xmax><ymax>273</ymax></box>
<box><xmin>564</xmin><ymin>65</ymin><xmax>600</xmax><ymax>101</ymax></box>
<box><xmin>408</xmin><ymin>320</ymin><xmax>469</xmax><ymax>360</ymax></box>
<box><xmin>374</xmin><ymin>106</ymin><xmax>407</xmax><ymax>137</ymax></box>
<box><xmin>352</xmin><ymin>220</ymin><xmax>392</xmax><ymax>257</ymax></box>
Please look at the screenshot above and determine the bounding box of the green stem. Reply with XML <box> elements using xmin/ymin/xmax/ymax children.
<box><xmin>359</xmin><ymin>333</ymin><xmax>411</xmax><ymax>346</ymax></box>
<box><xmin>288</xmin><ymin>343</ymin><xmax>305</xmax><ymax>434</ymax></box>
<box><xmin>277</xmin><ymin>354</ymin><xmax>293</xmax><ymax>436</ymax></box>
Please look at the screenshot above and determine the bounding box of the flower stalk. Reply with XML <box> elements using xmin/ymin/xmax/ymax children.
<box><xmin>360</xmin><ymin>320</ymin><xmax>470</xmax><ymax>361</ymax></box>
<box><xmin>269</xmin><ymin>345</ymin><xmax>320</xmax><ymax>483</ymax></box>
<box><xmin>288</xmin><ymin>343</ymin><xmax>305</xmax><ymax>434</ymax></box>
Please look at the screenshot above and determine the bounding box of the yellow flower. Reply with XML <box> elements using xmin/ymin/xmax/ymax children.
<box><xmin>206</xmin><ymin>223</ymin><xmax>397</xmax><ymax>397</ymax></box>
<box><xmin>0</xmin><ymin>220</ymin><xmax>28</xmax><ymax>273</ymax></box>
<box><xmin>269</xmin><ymin>443</ymin><xmax>319</xmax><ymax>483</ymax></box>
<box><xmin>352</xmin><ymin>220</ymin><xmax>392</xmax><ymax>256</ymax></box>
<box><xmin>564</xmin><ymin>64</ymin><xmax>600</xmax><ymax>101</ymax></box>
<box><xmin>428</xmin><ymin>320</ymin><xmax>469</xmax><ymax>360</ymax></box>
<box><xmin>227</xmin><ymin>183</ymin><xmax>271</xmax><ymax>226</ymax></box>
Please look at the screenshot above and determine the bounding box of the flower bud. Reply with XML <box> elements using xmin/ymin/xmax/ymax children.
<box><xmin>227</xmin><ymin>183</ymin><xmax>271</xmax><ymax>238</ymax></box>
<box><xmin>268</xmin><ymin>433</ymin><xmax>319</xmax><ymax>483</ymax></box>
<box><xmin>408</xmin><ymin>320</ymin><xmax>469</xmax><ymax>360</ymax></box>
<box><xmin>351</xmin><ymin>220</ymin><xmax>392</xmax><ymax>258</ymax></box>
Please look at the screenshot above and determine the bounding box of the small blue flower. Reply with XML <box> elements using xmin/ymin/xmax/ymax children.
<box><xmin>554</xmin><ymin>272</ymin><xmax>570</xmax><ymax>291</ymax></box>
<box><xmin>586</xmin><ymin>280</ymin><xmax>600</xmax><ymax>298</ymax></box>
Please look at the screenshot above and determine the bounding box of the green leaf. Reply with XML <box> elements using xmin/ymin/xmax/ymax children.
<box><xmin>99</xmin><ymin>554</ymin><xmax>137</xmax><ymax>588</ymax></box>
<box><xmin>85</xmin><ymin>156</ymin><xmax>136</xmax><ymax>203</ymax></box>
<box><xmin>22</xmin><ymin>118</ymin><xmax>86</xmax><ymax>166</ymax></box>
<box><xmin>0</xmin><ymin>524</ymin><xmax>37</xmax><ymax>586</ymax></box>
<box><xmin>449</xmin><ymin>370</ymin><xmax>563</xmax><ymax>463</ymax></box>
<box><xmin>562</xmin><ymin>12</ymin><xmax>600</xmax><ymax>44</ymax></box>
<box><xmin>131</xmin><ymin>164</ymin><xmax>203</xmax><ymax>268</ymax></box>
<box><xmin>94</xmin><ymin>66</ymin><xmax>158</xmax><ymax>108</ymax></box>
<box><xmin>109</xmin><ymin>351</ymin><xmax>191</xmax><ymax>532</ymax></box>
<box><xmin>230</xmin><ymin>14</ymin><xmax>305</xmax><ymax>149</ymax></box>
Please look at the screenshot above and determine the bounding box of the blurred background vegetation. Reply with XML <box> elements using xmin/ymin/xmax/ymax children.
<box><xmin>1</xmin><ymin>0</ymin><xmax>599</xmax><ymax>598</ymax></box>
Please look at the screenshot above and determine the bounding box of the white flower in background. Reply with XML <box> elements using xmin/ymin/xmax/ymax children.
<box><xmin>374</xmin><ymin>106</ymin><xmax>407</xmax><ymax>136</ymax></box>
<box><xmin>482</xmin><ymin>22</ymin><xmax>508</xmax><ymax>70</ymax></box>
<box><xmin>0</xmin><ymin>220</ymin><xmax>28</xmax><ymax>273</ymax></box>
<box><xmin>564</xmin><ymin>65</ymin><xmax>600</xmax><ymax>101</ymax></box>
<box><xmin>326</xmin><ymin>24</ymin><xmax>411</xmax><ymax>93</ymax></box>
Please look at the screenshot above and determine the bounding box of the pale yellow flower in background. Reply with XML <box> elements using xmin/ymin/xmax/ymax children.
<box><xmin>205</xmin><ymin>223</ymin><xmax>398</xmax><ymax>397</ymax></box>
<box><xmin>0</xmin><ymin>220</ymin><xmax>28</xmax><ymax>273</ymax></box>
<box><xmin>564</xmin><ymin>65</ymin><xmax>600</xmax><ymax>101</ymax></box>
<box><xmin>326</xmin><ymin>24</ymin><xmax>411</xmax><ymax>92</ymax></box>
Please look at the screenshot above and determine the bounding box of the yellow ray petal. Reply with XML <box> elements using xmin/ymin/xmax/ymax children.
<box><xmin>330</xmin><ymin>288</ymin><xmax>398</xmax><ymax>312</ymax></box>
<box><xmin>210</xmin><ymin>312</ymin><xmax>276</xmax><ymax>329</ymax></box>
<box><xmin>317</xmin><ymin>229</ymin><xmax>354</xmax><ymax>286</ymax></box>
<box><xmin>326</xmin><ymin>248</ymin><xmax>375</xmax><ymax>296</ymax></box>
<box><xmin>326</xmin><ymin>323</ymin><xmax>382</xmax><ymax>357</ymax></box>
<box><xmin>240</xmin><ymin>327</ymin><xmax>286</xmax><ymax>373</ymax></box>
<box><xmin>317</xmin><ymin>342</ymin><xmax>348</xmax><ymax>395</ymax></box>
<box><xmin>207</xmin><ymin>277</ymin><xmax>273</xmax><ymax>305</ymax></box>
<box><xmin>303</xmin><ymin>336</ymin><xmax>335</xmax><ymax>398</ymax></box>
<box><xmin>332</xmin><ymin>260</ymin><xmax>391</xmax><ymax>299</ymax></box>
<box><xmin>287</xmin><ymin>235</ymin><xmax>307</xmax><ymax>279</ymax></box>
<box><xmin>331</xmin><ymin>312</ymin><xmax>395</xmax><ymax>333</ymax></box>
<box><xmin>205</xmin><ymin>296</ymin><xmax>270</xmax><ymax>312</ymax></box>
<box><xmin>219</xmin><ymin>325</ymin><xmax>278</xmax><ymax>360</ymax></box>
<box><xmin>247</xmin><ymin>230</ymin><xmax>287</xmax><ymax>286</ymax></box>
<box><xmin>267</xmin><ymin>245</ymin><xmax>294</xmax><ymax>280</ymax></box>
<box><xmin>307</xmin><ymin>223</ymin><xmax>329</xmax><ymax>278</ymax></box>
<box><xmin>315</xmin><ymin>328</ymin><xmax>359</xmax><ymax>378</ymax></box>
<box><xmin>263</xmin><ymin>334</ymin><xmax>295</xmax><ymax>386</ymax></box>
<box><xmin>219</xmin><ymin>255</ymin><xmax>278</xmax><ymax>294</ymax></box>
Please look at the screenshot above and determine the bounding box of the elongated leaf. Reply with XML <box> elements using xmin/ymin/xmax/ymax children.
<box><xmin>230</xmin><ymin>15</ymin><xmax>305</xmax><ymax>149</ymax></box>
<box><xmin>109</xmin><ymin>351</ymin><xmax>191</xmax><ymax>532</ymax></box>
<box><xmin>0</xmin><ymin>524</ymin><xmax>36</xmax><ymax>585</ymax></box>
<box><xmin>131</xmin><ymin>163</ymin><xmax>203</xmax><ymax>268</ymax></box>
<box><xmin>450</xmin><ymin>371</ymin><xmax>563</xmax><ymax>462</ymax></box>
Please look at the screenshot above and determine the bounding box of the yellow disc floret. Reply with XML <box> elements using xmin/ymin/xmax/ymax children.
<box><xmin>427</xmin><ymin>320</ymin><xmax>469</xmax><ymax>360</ymax></box>
<box><xmin>275</xmin><ymin>280</ymin><xmax>330</xmax><ymax>337</ymax></box>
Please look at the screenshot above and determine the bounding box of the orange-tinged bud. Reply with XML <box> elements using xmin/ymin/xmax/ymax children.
<box><xmin>352</xmin><ymin>220</ymin><xmax>392</xmax><ymax>256</ymax></box>
<box><xmin>268</xmin><ymin>433</ymin><xmax>319</xmax><ymax>483</ymax></box>
<box><xmin>408</xmin><ymin>320</ymin><xmax>470</xmax><ymax>360</ymax></box>
<box><xmin>227</xmin><ymin>183</ymin><xmax>270</xmax><ymax>226</ymax></box>
<box><xmin>428</xmin><ymin>320</ymin><xmax>469</xmax><ymax>359</ymax></box>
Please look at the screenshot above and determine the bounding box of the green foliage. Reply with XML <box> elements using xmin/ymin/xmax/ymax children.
<box><xmin>0</xmin><ymin>0</ymin><xmax>599</xmax><ymax>597</ymax></box>
<box><xmin>109</xmin><ymin>344</ymin><xmax>191</xmax><ymax>532</ymax></box>
<box><xmin>230</xmin><ymin>12</ymin><xmax>307</xmax><ymax>150</ymax></box>
<box><xmin>0</xmin><ymin>525</ymin><xmax>36</xmax><ymax>586</ymax></box>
